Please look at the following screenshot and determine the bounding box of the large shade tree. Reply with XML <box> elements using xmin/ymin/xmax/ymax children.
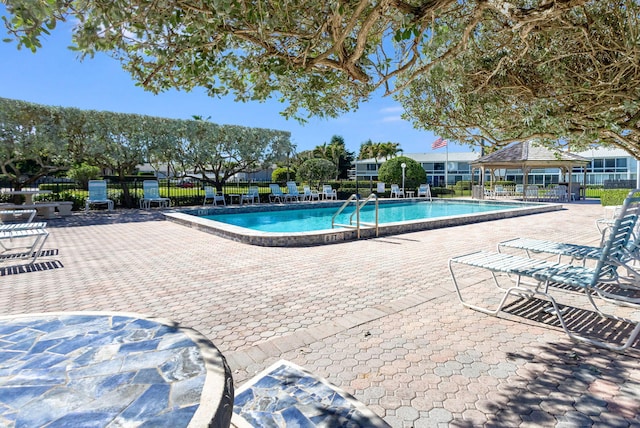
<box><xmin>0</xmin><ymin>97</ymin><xmax>293</xmax><ymax>205</ymax></box>
<box><xmin>0</xmin><ymin>97</ymin><xmax>69</xmax><ymax>192</ymax></box>
<box><xmin>2</xmin><ymin>0</ymin><xmax>589</xmax><ymax>123</ymax></box>
<box><xmin>175</xmin><ymin>119</ymin><xmax>292</xmax><ymax>191</ymax></box>
<box><xmin>397</xmin><ymin>1</ymin><xmax>640</xmax><ymax>158</ymax></box>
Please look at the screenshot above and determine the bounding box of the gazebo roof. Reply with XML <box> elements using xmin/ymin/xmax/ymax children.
<box><xmin>471</xmin><ymin>141</ymin><xmax>590</xmax><ymax>168</ymax></box>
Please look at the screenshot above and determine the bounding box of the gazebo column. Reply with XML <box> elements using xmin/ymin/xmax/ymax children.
<box><xmin>522</xmin><ymin>165</ymin><xmax>530</xmax><ymax>200</ymax></box>
<box><xmin>565</xmin><ymin>165</ymin><xmax>574</xmax><ymax>202</ymax></box>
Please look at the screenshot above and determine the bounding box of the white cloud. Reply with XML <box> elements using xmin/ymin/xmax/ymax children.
<box><xmin>379</xmin><ymin>106</ymin><xmax>404</xmax><ymax>114</ymax></box>
<box><xmin>382</xmin><ymin>115</ymin><xmax>403</xmax><ymax>122</ymax></box>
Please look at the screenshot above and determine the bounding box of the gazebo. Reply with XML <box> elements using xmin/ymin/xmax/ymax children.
<box><xmin>471</xmin><ymin>141</ymin><xmax>590</xmax><ymax>200</ymax></box>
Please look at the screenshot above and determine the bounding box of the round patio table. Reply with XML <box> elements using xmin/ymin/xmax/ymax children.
<box><xmin>0</xmin><ymin>312</ymin><xmax>233</xmax><ymax>427</ymax></box>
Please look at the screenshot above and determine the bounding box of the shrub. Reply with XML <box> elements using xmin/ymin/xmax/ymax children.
<box><xmin>67</xmin><ymin>163</ymin><xmax>101</xmax><ymax>189</ymax></box>
<box><xmin>297</xmin><ymin>159</ymin><xmax>335</xmax><ymax>188</ymax></box>
<box><xmin>454</xmin><ymin>181</ymin><xmax>472</xmax><ymax>190</ymax></box>
<box><xmin>57</xmin><ymin>191</ymin><xmax>87</xmax><ymax>211</ymax></box>
<box><xmin>271</xmin><ymin>167</ymin><xmax>295</xmax><ymax>183</ymax></box>
<box><xmin>338</xmin><ymin>183</ymin><xmax>373</xmax><ymax>198</ymax></box>
<box><xmin>431</xmin><ymin>187</ymin><xmax>455</xmax><ymax>197</ymax></box>
<box><xmin>601</xmin><ymin>189</ymin><xmax>633</xmax><ymax>206</ymax></box>
<box><xmin>39</xmin><ymin>183</ymin><xmax>77</xmax><ymax>192</ymax></box>
<box><xmin>377</xmin><ymin>157</ymin><xmax>425</xmax><ymax>191</ymax></box>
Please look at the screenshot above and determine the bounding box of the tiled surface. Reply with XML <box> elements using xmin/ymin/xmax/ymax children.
<box><xmin>1</xmin><ymin>201</ymin><xmax>640</xmax><ymax>426</ymax></box>
<box><xmin>233</xmin><ymin>360</ymin><xmax>390</xmax><ymax>427</ymax></box>
<box><xmin>0</xmin><ymin>312</ymin><xmax>232</xmax><ymax>427</ymax></box>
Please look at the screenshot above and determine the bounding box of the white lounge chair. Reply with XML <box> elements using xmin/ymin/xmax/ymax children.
<box><xmin>85</xmin><ymin>180</ymin><xmax>114</xmax><ymax>212</ymax></box>
<box><xmin>0</xmin><ymin>209</ymin><xmax>36</xmax><ymax>223</ymax></box>
<box><xmin>417</xmin><ymin>184</ymin><xmax>431</xmax><ymax>200</ymax></box>
<box><xmin>494</xmin><ymin>185</ymin><xmax>510</xmax><ymax>197</ymax></box>
<box><xmin>554</xmin><ymin>185</ymin><xmax>569</xmax><ymax>202</ymax></box>
<box><xmin>269</xmin><ymin>184</ymin><xmax>286</xmax><ymax>203</ymax></box>
<box><xmin>449</xmin><ymin>192</ymin><xmax>640</xmax><ymax>351</ymax></box>
<box><xmin>390</xmin><ymin>184</ymin><xmax>404</xmax><ymax>198</ymax></box>
<box><xmin>497</xmin><ymin>190</ymin><xmax>640</xmax><ymax>305</ymax></box>
<box><xmin>140</xmin><ymin>180</ymin><xmax>171</xmax><ymax>209</ymax></box>
<box><xmin>285</xmin><ymin>181</ymin><xmax>301</xmax><ymax>202</ymax></box>
<box><xmin>241</xmin><ymin>186</ymin><xmax>260</xmax><ymax>204</ymax></box>
<box><xmin>514</xmin><ymin>184</ymin><xmax>524</xmax><ymax>196</ymax></box>
<box><xmin>321</xmin><ymin>185</ymin><xmax>337</xmax><ymax>200</ymax></box>
<box><xmin>203</xmin><ymin>186</ymin><xmax>226</xmax><ymax>206</ymax></box>
<box><xmin>0</xmin><ymin>226</ymin><xmax>49</xmax><ymax>266</ymax></box>
<box><xmin>302</xmin><ymin>186</ymin><xmax>319</xmax><ymax>201</ymax></box>
<box><xmin>524</xmin><ymin>185</ymin><xmax>539</xmax><ymax>201</ymax></box>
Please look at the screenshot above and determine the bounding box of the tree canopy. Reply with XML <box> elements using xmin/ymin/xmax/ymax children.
<box><xmin>0</xmin><ymin>97</ymin><xmax>69</xmax><ymax>189</ymax></box>
<box><xmin>2</xmin><ymin>0</ymin><xmax>590</xmax><ymax>123</ymax></box>
<box><xmin>377</xmin><ymin>156</ymin><xmax>424</xmax><ymax>190</ymax></box>
<box><xmin>396</xmin><ymin>1</ymin><xmax>640</xmax><ymax>157</ymax></box>
<box><xmin>6</xmin><ymin>1</ymin><xmax>640</xmax><ymax>155</ymax></box>
<box><xmin>0</xmin><ymin>97</ymin><xmax>292</xmax><ymax>194</ymax></box>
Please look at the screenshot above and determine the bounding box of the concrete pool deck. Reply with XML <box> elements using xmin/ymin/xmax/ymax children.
<box><xmin>2</xmin><ymin>199</ymin><xmax>640</xmax><ymax>426</ymax></box>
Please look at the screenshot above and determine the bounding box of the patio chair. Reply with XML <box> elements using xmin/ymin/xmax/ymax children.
<box><xmin>0</xmin><ymin>226</ymin><xmax>49</xmax><ymax>266</ymax></box>
<box><xmin>241</xmin><ymin>186</ymin><xmax>260</xmax><ymax>204</ymax></box>
<box><xmin>0</xmin><ymin>209</ymin><xmax>37</xmax><ymax>223</ymax></box>
<box><xmin>524</xmin><ymin>185</ymin><xmax>539</xmax><ymax>201</ymax></box>
<box><xmin>269</xmin><ymin>184</ymin><xmax>286</xmax><ymax>203</ymax></box>
<box><xmin>322</xmin><ymin>185</ymin><xmax>337</xmax><ymax>200</ymax></box>
<box><xmin>302</xmin><ymin>186</ymin><xmax>319</xmax><ymax>201</ymax></box>
<box><xmin>484</xmin><ymin>188</ymin><xmax>494</xmax><ymax>199</ymax></box>
<box><xmin>596</xmin><ymin>205</ymin><xmax>623</xmax><ymax>239</ymax></box>
<box><xmin>417</xmin><ymin>184</ymin><xmax>432</xmax><ymax>200</ymax></box>
<box><xmin>140</xmin><ymin>180</ymin><xmax>171</xmax><ymax>209</ymax></box>
<box><xmin>497</xmin><ymin>190</ymin><xmax>640</xmax><ymax>304</ymax></box>
<box><xmin>555</xmin><ymin>185</ymin><xmax>569</xmax><ymax>202</ymax></box>
<box><xmin>390</xmin><ymin>184</ymin><xmax>404</xmax><ymax>198</ymax></box>
<box><xmin>449</xmin><ymin>192</ymin><xmax>640</xmax><ymax>351</ymax></box>
<box><xmin>203</xmin><ymin>186</ymin><xmax>226</xmax><ymax>206</ymax></box>
<box><xmin>85</xmin><ymin>180</ymin><xmax>114</xmax><ymax>212</ymax></box>
<box><xmin>285</xmin><ymin>181</ymin><xmax>301</xmax><ymax>202</ymax></box>
<box><xmin>494</xmin><ymin>185</ymin><xmax>509</xmax><ymax>197</ymax></box>
<box><xmin>514</xmin><ymin>184</ymin><xmax>524</xmax><ymax>196</ymax></box>
<box><xmin>0</xmin><ymin>222</ymin><xmax>47</xmax><ymax>232</ymax></box>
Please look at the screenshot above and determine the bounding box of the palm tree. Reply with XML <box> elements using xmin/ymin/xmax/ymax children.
<box><xmin>379</xmin><ymin>142</ymin><xmax>402</xmax><ymax>159</ymax></box>
<box><xmin>315</xmin><ymin>136</ymin><xmax>353</xmax><ymax>179</ymax></box>
<box><xmin>358</xmin><ymin>140</ymin><xmax>376</xmax><ymax>160</ymax></box>
<box><xmin>313</xmin><ymin>142</ymin><xmax>330</xmax><ymax>160</ymax></box>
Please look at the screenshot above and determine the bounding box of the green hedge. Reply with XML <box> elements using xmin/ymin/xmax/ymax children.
<box><xmin>432</xmin><ymin>187</ymin><xmax>455</xmax><ymax>197</ymax></box>
<box><xmin>484</xmin><ymin>181</ymin><xmax>515</xmax><ymax>188</ymax></box>
<box><xmin>454</xmin><ymin>181</ymin><xmax>473</xmax><ymax>190</ymax></box>
<box><xmin>39</xmin><ymin>183</ymin><xmax>77</xmax><ymax>192</ymax></box>
<box><xmin>600</xmin><ymin>189</ymin><xmax>633</xmax><ymax>206</ymax></box>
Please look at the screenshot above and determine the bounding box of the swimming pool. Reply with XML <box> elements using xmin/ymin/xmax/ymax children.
<box><xmin>165</xmin><ymin>199</ymin><xmax>562</xmax><ymax>247</ymax></box>
<box><xmin>204</xmin><ymin>201</ymin><xmax>526</xmax><ymax>233</ymax></box>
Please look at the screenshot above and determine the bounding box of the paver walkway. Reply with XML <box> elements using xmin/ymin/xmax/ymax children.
<box><xmin>1</xmin><ymin>200</ymin><xmax>639</xmax><ymax>427</ymax></box>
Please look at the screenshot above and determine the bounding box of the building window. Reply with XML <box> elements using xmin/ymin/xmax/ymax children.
<box><xmin>605</xmin><ymin>158</ymin><xmax>616</xmax><ymax>172</ymax></box>
<box><xmin>617</xmin><ymin>158</ymin><xmax>627</xmax><ymax>169</ymax></box>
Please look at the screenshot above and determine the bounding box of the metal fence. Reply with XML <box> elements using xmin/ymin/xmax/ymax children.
<box><xmin>2</xmin><ymin>175</ymin><xmax>608</xmax><ymax>210</ymax></box>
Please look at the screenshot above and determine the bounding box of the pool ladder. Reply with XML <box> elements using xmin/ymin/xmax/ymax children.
<box><xmin>331</xmin><ymin>193</ymin><xmax>379</xmax><ymax>239</ymax></box>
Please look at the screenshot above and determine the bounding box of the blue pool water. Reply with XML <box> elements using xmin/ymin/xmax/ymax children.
<box><xmin>205</xmin><ymin>200</ymin><xmax>523</xmax><ymax>233</ymax></box>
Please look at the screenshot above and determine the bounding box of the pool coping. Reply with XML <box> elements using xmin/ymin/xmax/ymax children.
<box><xmin>163</xmin><ymin>198</ymin><xmax>563</xmax><ymax>247</ymax></box>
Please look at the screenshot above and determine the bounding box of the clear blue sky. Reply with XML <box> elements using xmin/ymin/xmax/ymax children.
<box><xmin>0</xmin><ymin>6</ymin><xmax>467</xmax><ymax>156</ymax></box>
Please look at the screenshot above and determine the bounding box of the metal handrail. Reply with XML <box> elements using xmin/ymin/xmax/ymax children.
<box><xmin>331</xmin><ymin>193</ymin><xmax>379</xmax><ymax>238</ymax></box>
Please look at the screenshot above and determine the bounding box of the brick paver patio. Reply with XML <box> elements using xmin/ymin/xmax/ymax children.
<box><xmin>2</xmin><ymin>200</ymin><xmax>639</xmax><ymax>427</ymax></box>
